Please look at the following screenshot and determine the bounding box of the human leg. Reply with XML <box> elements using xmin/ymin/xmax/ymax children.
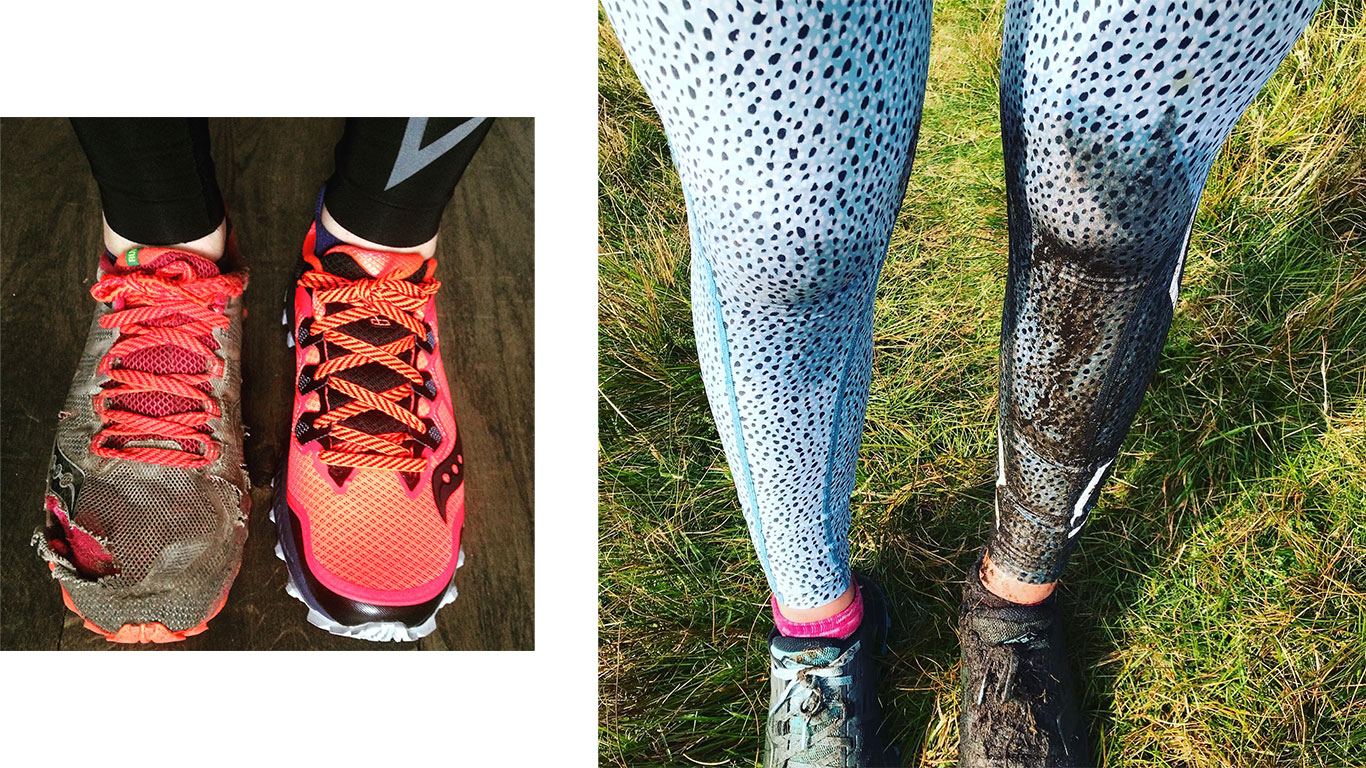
<box><xmin>603</xmin><ymin>3</ymin><xmax>932</xmax><ymax>765</ymax></box>
<box><xmin>70</xmin><ymin>117</ymin><xmax>227</xmax><ymax>259</ymax></box>
<box><xmin>960</xmin><ymin>2</ymin><xmax>1323</xmax><ymax>764</ymax></box>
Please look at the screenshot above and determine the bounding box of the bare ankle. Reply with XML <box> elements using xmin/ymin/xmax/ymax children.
<box><xmin>980</xmin><ymin>550</ymin><xmax>1056</xmax><ymax>605</ymax></box>
<box><xmin>103</xmin><ymin>216</ymin><xmax>226</xmax><ymax>262</ymax></box>
<box><xmin>775</xmin><ymin>581</ymin><xmax>857</xmax><ymax>623</ymax></box>
<box><xmin>321</xmin><ymin>205</ymin><xmax>437</xmax><ymax>259</ymax></box>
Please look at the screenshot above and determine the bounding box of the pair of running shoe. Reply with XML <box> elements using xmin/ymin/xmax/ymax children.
<box><xmin>34</xmin><ymin>217</ymin><xmax>467</xmax><ymax>643</ymax></box>
<box><xmin>765</xmin><ymin>566</ymin><xmax>1087</xmax><ymax>768</ymax></box>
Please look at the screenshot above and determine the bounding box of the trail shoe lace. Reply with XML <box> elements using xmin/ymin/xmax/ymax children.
<box><xmin>765</xmin><ymin>575</ymin><xmax>899</xmax><ymax>768</ymax></box>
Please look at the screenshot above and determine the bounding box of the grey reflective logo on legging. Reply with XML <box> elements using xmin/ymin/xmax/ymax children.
<box><xmin>1066</xmin><ymin>459</ymin><xmax>1113</xmax><ymax>538</ymax></box>
<box><xmin>385</xmin><ymin>117</ymin><xmax>489</xmax><ymax>191</ymax></box>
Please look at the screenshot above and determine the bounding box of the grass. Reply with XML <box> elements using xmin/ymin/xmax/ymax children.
<box><xmin>598</xmin><ymin>1</ymin><xmax>1366</xmax><ymax>765</ymax></box>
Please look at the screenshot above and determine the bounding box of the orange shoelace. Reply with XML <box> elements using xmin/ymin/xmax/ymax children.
<box><xmin>300</xmin><ymin>270</ymin><xmax>441</xmax><ymax>473</ymax></box>
<box><xmin>90</xmin><ymin>262</ymin><xmax>245</xmax><ymax>468</ymax></box>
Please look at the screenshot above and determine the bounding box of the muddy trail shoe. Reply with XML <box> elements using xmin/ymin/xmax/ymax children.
<box><xmin>33</xmin><ymin>246</ymin><xmax>250</xmax><ymax>643</ymax></box>
<box><xmin>957</xmin><ymin>553</ymin><xmax>1089</xmax><ymax>767</ymax></box>
<box><xmin>271</xmin><ymin>222</ymin><xmax>467</xmax><ymax>642</ymax></box>
<box><xmin>764</xmin><ymin>575</ymin><xmax>899</xmax><ymax>768</ymax></box>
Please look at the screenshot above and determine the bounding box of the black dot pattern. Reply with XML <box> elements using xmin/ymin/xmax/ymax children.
<box><xmin>604</xmin><ymin>0</ymin><xmax>931</xmax><ymax>608</ymax></box>
<box><xmin>989</xmin><ymin>0</ymin><xmax>1320</xmax><ymax>583</ymax></box>
<box><xmin>605</xmin><ymin>0</ymin><xmax>1319</xmax><ymax>602</ymax></box>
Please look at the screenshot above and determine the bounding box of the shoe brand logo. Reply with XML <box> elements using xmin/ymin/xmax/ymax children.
<box><xmin>47</xmin><ymin>445</ymin><xmax>85</xmax><ymax>517</ymax></box>
<box><xmin>385</xmin><ymin>118</ymin><xmax>490</xmax><ymax>191</ymax></box>
<box><xmin>125</xmin><ymin>248</ymin><xmax>141</xmax><ymax>267</ymax></box>
<box><xmin>431</xmin><ymin>428</ymin><xmax>464</xmax><ymax>523</ymax></box>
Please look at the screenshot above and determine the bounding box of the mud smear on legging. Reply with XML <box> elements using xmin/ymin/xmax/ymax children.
<box><xmin>992</xmin><ymin>104</ymin><xmax>1191</xmax><ymax>583</ymax></box>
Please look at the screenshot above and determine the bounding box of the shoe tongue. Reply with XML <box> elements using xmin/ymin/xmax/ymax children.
<box><xmin>102</xmin><ymin>247</ymin><xmax>222</xmax><ymax>453</ymax></box>
<box><xmin>969</xmin><ymin>600</ymin><xmax>1055</xmax><ymax>646</ymax></box>
<box><xmin>317</xmin><ymin>246</ymin><xmax>428</xmax><ymax>281</ymax></box>
<box><xmin>771</xmin><ymin>633</ymin><xmax>850</xmax><ymax>666</ymax></box>
<box><xmin>106</xmin><ymin>247</ymin><xmax>221</xmax><ymax>278</ymax></box>
<box><xmin>309</xmin><ymin>246</ymin><xmax>430</xmax><ymax>459</ymax></box>
<box><xmin>964</xmin><ymin>573</ymin><xmax>1056</xmax><ymax>647</ymax></box>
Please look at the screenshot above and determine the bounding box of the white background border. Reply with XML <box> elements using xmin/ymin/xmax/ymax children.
<box><xmin>1</xmin><ymin>2</ymin><xmax>598</xmax><ymax>764</ymax></box>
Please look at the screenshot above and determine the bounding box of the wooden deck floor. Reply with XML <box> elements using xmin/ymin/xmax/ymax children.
<box><xmin>0</xmin><ymin>118</ymin><xmax>534</xmax><ymax>650</ymax></box>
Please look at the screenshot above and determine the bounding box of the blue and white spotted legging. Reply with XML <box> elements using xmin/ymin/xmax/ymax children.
<box><xmin>604</xmin><ymin>0</ymin><xmax>1320</xmax><ymax>607</ymax></box>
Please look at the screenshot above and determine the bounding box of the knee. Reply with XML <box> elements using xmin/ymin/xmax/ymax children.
<box><xmin>1023</xmin><ymin>116</ymin><xmax>1201</xmax><ymax>280</ymax></box>
<box><xmin>699</xmin><ymin>187</ymin><xmax>886</xmax><ymax>308</ymax></box>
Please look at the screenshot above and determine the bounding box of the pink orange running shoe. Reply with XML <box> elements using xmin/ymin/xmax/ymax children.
<box><xmin>34</xmin><ymin>245</ymin><xmax>250</xmax><ymax>643</ymax></box>
<box><xmin>271</xmin><ymin>223</ymin><xmax>466</xmax><ymax>641</ymax></box>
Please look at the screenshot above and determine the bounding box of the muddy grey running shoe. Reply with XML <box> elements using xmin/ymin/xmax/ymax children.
<box><xmin>764</xmin><ymin>575</ymin><xmax>899</xmax><ymax>768</ymax></box>
<box><xmin>32</xmin><ymin>245</ymin><xmax>250</xmax><ymax>643</ymax></box>
<box><xmin>957</xmin><ymin>552</ymin><xmax>1088</xmax><ymax>767</ymax></box>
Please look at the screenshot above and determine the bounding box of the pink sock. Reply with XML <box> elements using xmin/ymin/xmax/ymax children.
<box><xmin>772</xmin><ymin>581</ymin><xmax>864</xmax><ymax>639</ymax></box>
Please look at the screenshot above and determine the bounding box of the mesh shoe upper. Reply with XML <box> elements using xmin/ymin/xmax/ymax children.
<box><xmin>34</xmin><ymin>247</ymin><xmax>250</xmax><ymax>634</ymax></box>
<box><xmin>284</xmin><ymin>224</ymin><xmax>466</xmax><ymax>607</ymax></box>
<box><xmin>957</xmin><ymin>553</ymin><xmax>1089</xmax><ymax>768</ymax></box>
<box><xmin>765</xmin><ymin>575</ymin><xmax>897</xmax><ymax>768</ymax></box>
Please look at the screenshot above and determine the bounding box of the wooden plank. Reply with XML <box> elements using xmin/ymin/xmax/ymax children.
<box><xmin>0</xmin><ymin>118</ymin><xmax>534</xmax><ymax>650</ymax></box>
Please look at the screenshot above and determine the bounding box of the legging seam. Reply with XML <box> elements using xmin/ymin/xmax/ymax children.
<box><xmin>821</xmin><ymin>319</ymin><xmax>858</xmax><ymax>577</ymax></box>
<box><xmin>703</xmin><ymin>254</ymin><xmax>776</xmax><ymax>599</ymax></box>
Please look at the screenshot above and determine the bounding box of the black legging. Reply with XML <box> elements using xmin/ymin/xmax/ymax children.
<box><xmin>70</xmin><ymin>117</ymin><xmax>493</xmax><ymax>248</ymax></box>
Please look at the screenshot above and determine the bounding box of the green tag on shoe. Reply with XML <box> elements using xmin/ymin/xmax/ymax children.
<box><xmin>125</xmin><ymin>247</ymin><xmax>141</xmax><ymax>266</ymax></box>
